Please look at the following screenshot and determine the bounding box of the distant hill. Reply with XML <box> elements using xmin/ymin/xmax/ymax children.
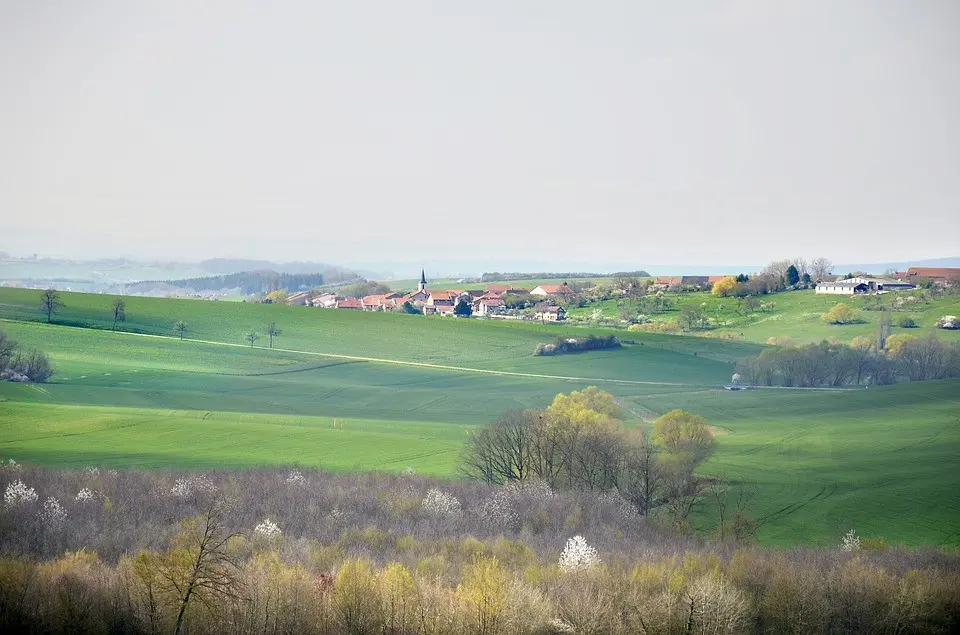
<box><xmin>834</xmin><ymin>256</ymin><xmax>960</xmax><ymax>274</ymax></box>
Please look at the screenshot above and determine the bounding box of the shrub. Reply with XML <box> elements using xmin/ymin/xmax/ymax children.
<box><xmin>422</xmin><ymin>489</ymin><xmax>462</xmax><ymax>518</ymax></box>
<box><xmin>4</xmin><ymin>479</ymin><xmax>38</xmax><ymax>508</ymax></box>
<box><xmin>822</xmin><ymin>303</ymin><xmax>862</xmax><ymax>325</ymax></box>
<box><xmin>899</xmin><ymin>317</ymin><xmax>917</xmax><ymax>328</ymax></box>
<box><xmin>937</xmin><ymin>315</ymin><xmax>959</xmax><ymax>329</ymax></box>
<box><xmin>840</xmin><ymin>528</ymin><xmax>861</xmax><ymax>552</ymax></box>
<box><xmin>558</xmin><ymin>536</ymin><xmax>600</xmax><ymax>573</ymax></box>
<box><xmin>254</xmin><ymin>518</ymin><xmax>281</xmax><ymax>539</ymax></box>
<box><xmin>533</xmin><ymin>335</ymin><xmax>621</xmax><ymax>356</ymax></box>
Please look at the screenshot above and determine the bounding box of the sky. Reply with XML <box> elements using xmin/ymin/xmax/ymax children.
<box><xmin>1</xmin><ymin>0</ymin><xmax>958</xmax><ymax>270</ymax></box>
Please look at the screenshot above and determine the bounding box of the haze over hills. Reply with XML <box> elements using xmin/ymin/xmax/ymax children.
<box><xmin>3</xmin><ymin>251</ymin><xmax>959</xmax><ymax>291</ymax></box>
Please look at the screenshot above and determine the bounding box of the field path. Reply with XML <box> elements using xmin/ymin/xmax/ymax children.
<box><xmin>104</xmin><ymin>330</ymin><xmax>693</xmax><ymax>387</ymax></box>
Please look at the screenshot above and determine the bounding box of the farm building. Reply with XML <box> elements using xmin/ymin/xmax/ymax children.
<box><xmin>530</xmin><ymin>284</ymin><xmax>575</xmax><ymax>297</ymax></box>
<box><xmin>816</xmin><ymin>277</ymin><xmax>915</xmax><ymax>294</ymax></box>
<box><xmin>815</xmin><ymin>282</ymin><xmax>869</xmax><ymax>295</ymax></box>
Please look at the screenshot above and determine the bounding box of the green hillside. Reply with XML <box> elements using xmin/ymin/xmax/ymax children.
<box><xmin>570</xmin><ymin>288</ymin><xmax>960</xmax><ymax>344</ymax></box>
<box><xmin>1</xmin><ymin>288</ymin><xmax>958</xmax><ymax>547</ymax></box>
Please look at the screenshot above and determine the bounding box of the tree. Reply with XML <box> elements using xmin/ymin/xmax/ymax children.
<box><xmin>821</xmin><ymin>303</ymin><xmax>861</xmax><ymax>325</ymax></box>
<box><xmin>156</xmin><ymin>503</ymin><xmax>243</xmax><ymax>635</ymax></box>
<box><xmin>711</xmin><ymin>276</ymin><xmax>738</xmax><ymax>297</ymax></box>
<box><xmin>264</xmin><ymin>290</ymin><xmax>288</xmax><ymax>304</ymax></box>
<box><xmin>245</xmin><ymin>332</ymin><xmax>260</xmax><ymax>347</ymax></box>
<box><xmin>459</xmin><ymin>410</ymin><xmax>537</xmax><ymax>484</ymax></box>
<box><xmin>265</xmin><ymin>321</ymin><xmax>281</xmax><ymax>348</ymax></box>
<box><xmin>677</xmin><ymin>305</ymin><xmax>707</xmax><ymax>331</ymax></box>
<box><xmin>40</xmin><ymin>289</ymin><xmax>64</xmax><ymax>323</ymax></box>
<box><xmin>785</xmin><ymin>265</ymin><xmax>800</xmax><ymax>287</ymax></box>
<box><xmin>654</xmin><ymin>409</ymin><xmax>715</xmax><ymax>467</ymax></box>
<box><xmin>454</xmin><ymin>298</ymin><xmax>473</xmax><ymax>317</ymax></box>
<box><xmin>810</xmin><ymin>257</ymin><xmax>833</xmax><ymax>281</ymax></box>
<box><xmin>111</xmin><ymin>298</ymin><xmax>126</xmax><ymax>331</ymax></box>
<box><xmin>884</xmin><ymin>333</ymin><xmax>915</xmax><ymax>358</ymax></box>
<box><xmin>173</xmin><ymin>320</ymin><xmax>188</xmax><ymax>341</ymax></box>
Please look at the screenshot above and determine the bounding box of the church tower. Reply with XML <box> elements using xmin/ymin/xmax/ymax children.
<box><xmin>417</xmin><ymin>269</ymin><xmax>427</xmax><ymax>293</ymax></box>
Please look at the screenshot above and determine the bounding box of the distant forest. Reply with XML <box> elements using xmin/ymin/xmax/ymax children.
<box><xmin>159</xmin><ymin>271</ymin><xmax>325</xmax><ymax>294</ymax></box>
<box><xmin>481</xmin><ymin>270</ymin><xmax>650</xmax><ymax>282</ymax></box>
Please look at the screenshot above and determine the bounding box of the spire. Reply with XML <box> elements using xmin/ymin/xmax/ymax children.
<box><xmin>418</xmin><ymin>269</ymin><xmax>427</xmax><ymax>293</ymax></box>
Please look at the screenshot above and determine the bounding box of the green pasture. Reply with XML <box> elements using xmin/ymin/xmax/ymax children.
<box><xmin>639</xmin><ymin>380</ymin><xmax>960</xmax><ymax>547</ymax></box>
<box><xmin>1</xmin><ymin>289</ymin><xmax>958</xmax><ymax>547</ymax></box>
<box><xmin>570</xmin><ymin>289</ymin><xmax>960</xmax><ymax>344</ymax></box>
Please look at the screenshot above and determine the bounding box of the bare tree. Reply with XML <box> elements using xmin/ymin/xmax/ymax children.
<box><xmin>459</xmin><ymin>410</ymin><xmax>537</xmax><ymax>484</ymax></box>
<box><xmin>810</xmin><ymin>257</ymin><xmax>833</xmax><ymax>282</ymax></box>
<box><xmin>265</xmin><ymin>321</ymin><xmax>281</xmax><ymax>348</ymax></box>
<box><xmin>173</xmin><ymin>320</ymin><xmax>188</xmax><ymax>341</ymax></box>
<box><xmin>156</xmin><ymin>503</ymin><xmax>243</xmax><ymax>635</ymax></box>
<box><xmin>618</xmin><ymin>426</ymin><xmax>663</xmax><ymax>516</ymax></box>
<box><xmin>111</xmin><ymin>298</ymin><xmax>126</xmax><ymax>331</ymax></box>
<box><xmin>245</xmin><ymin>332</ymin><xmax>260</xmax><ymax>347</ymax></box>
<box><xmin>40</xmin><ymin>289</ymin><xmax>64</xmax><ymax>323</ymax></box>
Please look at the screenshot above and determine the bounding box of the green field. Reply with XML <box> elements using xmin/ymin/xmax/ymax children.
<box><xmin>1</xmin><ymin>288</ymin><xmax>958</xmax><ymax>547</ymax></box>
<box><xmin>570</xmin><ymin>288</ymin><xmax>960</xmax><ymax>345</ymax></box>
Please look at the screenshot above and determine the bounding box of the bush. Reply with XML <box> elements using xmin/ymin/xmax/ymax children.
<box><xmin>937</xmin><ymin>315</ymin><xmax>959</xmax><ymax>330</ymax></box>
<box><xmin>898</xmin><ymin>317</ymin><xmax>917</xmax><ymax>328</ymax></box>
<box><xmin>533</xmin><ymin>335</ymin><xmax>621</xmax><ymax>356</ymax></box>
<box><xmin>822</xmin><ymin>303</ymin><xmax>862</xmax><ymax>325</ymax></box>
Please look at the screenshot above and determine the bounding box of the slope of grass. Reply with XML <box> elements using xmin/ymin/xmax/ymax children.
<box><xmin>636</xmin><ymin>379</ymin><xmax>960</xmax><ymax>547</ymax></box>
<box><xmin>570</xmin><ymin>289</ymin><xmax>960</xmax><ymax>344</ymax></box>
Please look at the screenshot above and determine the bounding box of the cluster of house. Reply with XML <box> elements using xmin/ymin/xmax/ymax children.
<box><xmin>814</xmin><ymin>267</ymin><xmax>960</xmax><ymax>295</ymax></box>
<box><xmin>286</xmin><ymin>272</ymin><xmax>575</xmax><ymax>321</ymax></box>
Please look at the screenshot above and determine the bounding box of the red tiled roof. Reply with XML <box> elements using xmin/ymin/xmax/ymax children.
<box><xmin>536</xmin><ymin>284</ymin><xmax>574</xmax><ymax>294</ymax></box>
<box><xmin>906</xmin><ymin>267</ymin><xmax>960</xmax><ymax>280</ymax></box>
<box><xmin>656</xmin><ymin>277</ymin><xmax>682</xmax><ymax>285</ymax></box>
<box><xmin>708</xmin><ymin>275</ymin><xmax>727</xmax><ymax>284</ymax></box>
<box><xmin>337</xmin><ymin>297</ymin><xmax>363</xmax><ymax>308</ymax></box>
<box><xmin>479</xmin><ymin>298</ymin><xmax>504</xmax><ymax>306</ymax></box>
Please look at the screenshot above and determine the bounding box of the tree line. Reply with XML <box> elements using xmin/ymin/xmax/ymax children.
<box><xmin>157</xmin><ymin>271</ymin><xmax>326</xmax><ymax>294</ymax></box>
<box><xmin>735</xmin><ymin>334</ymin><xmax>960</xmax><ymax>387</ymax></box>
<box><xmin>481</xmin><ymin>270</ymin><xmax>650</xmax><ymax>282</ymax></box>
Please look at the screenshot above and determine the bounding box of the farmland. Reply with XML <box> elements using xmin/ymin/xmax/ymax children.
<box><xmin>570</xmin><ymin>288</ymin><xmax>960</xmax><ymax>344</ymax></box>
<box><xmin>1</xmin><ymin>288</ymin><xmax>959</xmax><ymax>546</ymax></box>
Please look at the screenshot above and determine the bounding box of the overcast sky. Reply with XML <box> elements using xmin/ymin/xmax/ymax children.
<box><xmin>1</xmin><ymin>0</ymin><xmax>958</xmax><ymax>267</ymax></box>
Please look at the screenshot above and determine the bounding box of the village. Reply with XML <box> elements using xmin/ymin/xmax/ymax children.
<box><xmin>285</xmin><ymin>270</ymin><xmax>572</xmax><ymax>321</ymax></box>
<box><xmin>281</xmin><ymin>266</ymin><xmax>960</xmax><ymax>324</ymax></box>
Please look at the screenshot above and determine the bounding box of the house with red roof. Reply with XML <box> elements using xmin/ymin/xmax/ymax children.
<box><xmin>486</xmin><ymin>284</ymin><xmax>514</xmax><ymax>294</ymax></box>
<box><xmin>473</xmin><ymin>296</ymin><xmax>504</xmax><ymax>317</ymax></box>
<box><xmin>335</xmin><ymin>297</ymin><xmax>363</xmax><ymax>310</ymax></box>
<box><xmin>905</xmin><ymin>267</ymin><xmax>960</xmax><ymax>285</ymax></box>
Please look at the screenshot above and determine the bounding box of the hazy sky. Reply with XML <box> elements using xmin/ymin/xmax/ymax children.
<box><xmin>1</xmin><ymin>1</ymin><xmax>958</xmax><ymax>267</ymax></box>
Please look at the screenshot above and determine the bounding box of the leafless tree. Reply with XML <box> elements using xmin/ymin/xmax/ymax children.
<box><xmin>40</xmin><ymin>289</ymin><xmax>64</xmax><ymax>323</ymax></box>
<box><xmin>265</xmin><ymin>321</ymin><xmax>281</xmax><ymax>348</ymax></box>
<box><xmin>810</xmin><ymin>257</ymin><xmax>833</xmax><ymax>282</ymax></box>
<box><xmin>618</xmin><ymin>426</ymin><xmax>663</xmax><ymax>516</ymax></box>
<box><xmin>245</xmin><ymin>332</ymin><xmax>260</xmax><ymax>347</ymax></box>
<box><xmin>460</xmin><ymin>410</ymin><xmax>537</xmax><ymax>483</ymax></box>
<box><xmin>173</xmin><ymin>320</ymin><xmax>188</xmax><ymax>341</ymax></box>
<box><xmin>111</xmin><ymin>298</ymin><xmax>126</xmax><ymax>331</ymax></box>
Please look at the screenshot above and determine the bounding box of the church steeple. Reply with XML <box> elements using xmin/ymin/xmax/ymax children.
<box><xmin>418</xmin><ymin>269</ymin><xmax>427</xmax><ymax>293</ymax></box>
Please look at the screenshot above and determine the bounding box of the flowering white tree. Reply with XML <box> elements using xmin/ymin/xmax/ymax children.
<box><xmin>75</xmin><ymin>488</ymin><xmax>98</xmax><ymax>503</ymax></box>
<box><xmin>39</xmin><ymin>497</ymin><xmax>67</xmax><ymax>527</ymax></box>
<box><xmin>422</xmin><ymin>489</ymin><xmax>462</xmax><ymax>518</ymax></box>
<box><xmin>4</xmin><ymin>479</ymin><xmax>38</xmax><ymax>508</ymax></box>
<box><xmin>840</xmin><ymin>529</ymin><xmax>860</xmax><ymax>552</ymax></box>
<box><xmin>254</xmin><ymin>518</ymin><xmax>282</xmax><ymax>538</ymax></box>
<box><xmin>559</xmin><ymin>535</ymin><xmax>600</xmax><ymax>573</ymax></box>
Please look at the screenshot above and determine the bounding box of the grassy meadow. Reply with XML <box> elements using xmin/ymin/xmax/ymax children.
<box><xmin>571</xmin><ymin>288</ymin><xmax>960</xmax><ymax>344</ymax></box>
<box><xmin>1</xmin><ymin>288</ymin><xmax>958</xmax><ymax>547</ymax></box>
